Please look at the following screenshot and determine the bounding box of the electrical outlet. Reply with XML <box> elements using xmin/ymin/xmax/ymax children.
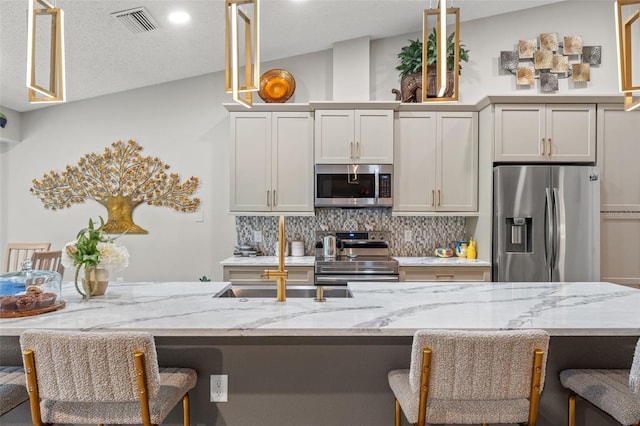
<box><xmin>404</xmin><ymin>230</ymin><xmax>413</xmax><ymax>242</ymax></box>
<box><xmin>210</xmin><ymin>375</ymin><xmax>228</xmax><ymax>402</ymax></box>
<box><xmin>253</xmin><ymin>230</ymin><xmax>262</xmax><ymax>243</ymax></box>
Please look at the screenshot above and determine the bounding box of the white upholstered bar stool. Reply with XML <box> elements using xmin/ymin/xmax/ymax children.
<box><xmin>559</xmin><ymin>337</ymin><xmax>640</xmax><ymax>426</ymax></box>
<box><xmin>388</xmin><ymin>329</ymin><xmax>550</xmax><ymax>426</ymax></box>
<box><xmin>0</xmin><ymin>366</ymin><xmax>28</xmax><ymax>416</ymax></box>
<box><xmin>20</xmin><ymin>329</ymin><xmax>198</xmax><ymax>426</ymax></box>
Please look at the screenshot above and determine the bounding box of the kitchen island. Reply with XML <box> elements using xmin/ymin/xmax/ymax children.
<box><xmin>1</xmin><ymin>280</ymin><xmax>638</xmax><ymax>426</ymax></box>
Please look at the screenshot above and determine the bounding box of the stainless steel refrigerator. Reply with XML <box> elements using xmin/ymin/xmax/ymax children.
<box><xmin>493</xmin><ymin>165</ymin><xmax>600</xmax><ymax>282</ymax></box>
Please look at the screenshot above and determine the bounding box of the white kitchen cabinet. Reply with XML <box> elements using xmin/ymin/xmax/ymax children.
<box><xmin>223</xmin><ymin>265</ymin><xmax>314</xmax><ymax>285</ymax></box>
<box><xmin>399</xmin><ymin>266</ymin><xmax>490</xmax><ymax>282</ymax></box>
<box><xmin>597</xmin><ymin>104</ymin><xmax>640</xmax><ymax>289</ymax></box>
<box><xmin>494</xmin><ymin>104</ymin><xmax>596</xmax><ymax>163</ymax></box>
<box><xmin>230</xmin><ymin>111</ymin><xmax>313</xmax><ymax>213</ymax></box>
<box><xmin>314</xmin><ymin>109</ymin><xmax>394</xmax><ymax>164</ymax></box>
<box><xmin>601</xmin><ymin>214</ymin><xmax>640</xmax><ymax>289</ymax></box>
<box><xmin>597</xmin><ymin>104</ymin><xmax>640</xmax><ymax>211</ymax></box>
<box><xmin>394</xmin><ymin>111</ymin><xmax>478</xmax><ymax>213</ymax></box>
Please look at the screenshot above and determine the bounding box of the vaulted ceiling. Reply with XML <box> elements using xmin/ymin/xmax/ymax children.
<box><xmin>0</xmin><ymin>0</ymin><xmax>566</xmax><ymax>112</ymax></box>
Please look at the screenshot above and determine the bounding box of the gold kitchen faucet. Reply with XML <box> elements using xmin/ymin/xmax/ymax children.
<box><xmin>263</xmin><ymin>216</ymin><xmax>288</xmax><ymax>301</ymax></box>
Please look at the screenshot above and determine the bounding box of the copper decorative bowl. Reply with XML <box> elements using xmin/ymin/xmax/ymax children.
<box><xmin>258</xmin><ymin>69</ymin><xmax>296</xmax><ymax>103</ymax></box>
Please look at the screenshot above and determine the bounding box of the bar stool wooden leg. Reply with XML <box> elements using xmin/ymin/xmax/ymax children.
<box><xmin>183</xmin><ymin>393</ymin><xmax>190</xmax><ymax>426</ymax></box>
<box><xmin>394</xmin><ymin>399</ymin><xmax>401</xmax><ymax>426</ymax></box>
<box><xmin>568</xmin><ymin>391</ymin><xmax>576</xmax><ymax>426</ymax></box>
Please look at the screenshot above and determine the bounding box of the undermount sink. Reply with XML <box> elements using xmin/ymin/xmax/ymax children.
<box><xmin>214</xmin><ymin>285</ymin><xmax>353</xmax><ymax>299</ymax></box>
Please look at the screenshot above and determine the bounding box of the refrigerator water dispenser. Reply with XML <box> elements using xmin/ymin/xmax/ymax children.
<box><xmin>505</xmin><ymin>217</ymin><xmax>532</xmax><ymax>253</ymax></box>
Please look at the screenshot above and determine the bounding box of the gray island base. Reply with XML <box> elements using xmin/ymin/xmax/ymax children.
<box><xmin>1</xmin><ymin>281</ymin><xmax>638</xmax><ymax>426</ymax></box>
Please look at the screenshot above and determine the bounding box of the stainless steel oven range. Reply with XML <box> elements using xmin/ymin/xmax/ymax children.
<box><xmin>314</xmin><ymin>231</ymin><xmax>399</xmax><ymax>286</ymax></box>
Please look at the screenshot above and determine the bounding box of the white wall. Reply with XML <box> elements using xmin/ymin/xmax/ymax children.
<box><xmin>0</xmin><ymin>1</ymin><xmax>620</xmax><ymax>282</ymax></box>
<box><xmin>0</xmin><ymin>49</ymin><xmax>331</xmax><ymax>282</ymax></box>
<box><xmin>372</xmin><ymin>0</ymin><xmax>620</xmax><ymax>102</ymax></box>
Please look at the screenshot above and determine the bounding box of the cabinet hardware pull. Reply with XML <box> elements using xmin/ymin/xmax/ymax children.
<box><xmin>438</xmin><ymin>189</ymin><xmax>441</xmax><ymax>206</ymax></box>
<box><xmin>541</xmin><ymin>138</ymin><xmax>546</xmax><ymax>156</ymax></box>
<box><xmin>273</xmin><ymin>190</ymin><xmax>277</xmax><ymax>206</ymax></box>
<box><xmin>435</xmin><ymin>274</ymin><xmax>455</xmax><ymax>279</ymax></box>
<box><xmin>548</xmin><ymin>138</ymin><xmax>552</xmax><ymax>156</ymax></box>
<box><xmin>266</xmin><ymin>190</ymin><xmax>270</xmax><ymax>207</ymax></box>
<box><xmin>431</xmin><ymin>190</ymin><xmax>435</xmax><ymax>206</ymax></box>
<box><xmin>356</xmin><ymin>141</ymin><xmax>360</xmax><ymax>159</ymax></box>
<box><xmin>350</xmin><ymin>142</ymin><xmax>354</xmax><ymax>160</ymax></box>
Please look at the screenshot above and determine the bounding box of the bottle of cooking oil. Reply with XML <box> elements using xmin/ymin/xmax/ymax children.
<box><xmin>467</xmin><ymin>237</ymin><xmax>477</xmax><ymax>259</ymax></box>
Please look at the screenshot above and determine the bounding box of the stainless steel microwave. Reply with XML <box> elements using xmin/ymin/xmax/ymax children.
<box><xmin>314</xmin><ymin>164</ymin><xmax>393</xmax><ymax>208</ymax></box>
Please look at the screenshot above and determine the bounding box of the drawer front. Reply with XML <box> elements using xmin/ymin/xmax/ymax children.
<box><xmin>223</xmin><ymin>266</ymin><xmax>314</xmax><ymax>285</ymax></box>
<box><xmin>400</xmin><ymin>266</ymin><xmax>490</xmax><ymax>282</ymax></box>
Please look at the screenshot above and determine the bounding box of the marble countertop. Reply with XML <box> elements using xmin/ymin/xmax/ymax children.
<box><xmin>2</xmin><ymin>281</ymin><xmax>638</xmax><ymax>337</ymax></box>
<box><xmin>221</xmin><ymin>256</ymin><xmax>491</xmax><ymax>267</ymax></box>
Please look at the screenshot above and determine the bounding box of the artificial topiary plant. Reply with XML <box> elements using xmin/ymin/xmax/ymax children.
<box><xmin>396</xmin><ymin>29</ymin><xmax>470</xmax><ymax>78</ymax></box>
<box><xmin>393</xmin><ymin>30</ymin><xmax>470</xmax><ymax>102</ymax></box>
<box><xmin>424</xmin><ymin>28</ymin><xmax>470</xmax><ymax>74</ymax></box>
<box><xmin>396</xmin><ymin>38</ymin><xmax>424</xmax><ymax>77</ymax></box>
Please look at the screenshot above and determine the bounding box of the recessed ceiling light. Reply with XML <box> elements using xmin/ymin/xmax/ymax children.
<box><xmin>168</xmin><ymin>11</ymin><xmax>190</xmax><ymax>24</ymax></box>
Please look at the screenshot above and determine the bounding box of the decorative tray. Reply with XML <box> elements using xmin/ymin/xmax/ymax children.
<box><xmin>0</xmin><ymin>300</ymin><xmax>65</xmax><ymax>318</ymax></box>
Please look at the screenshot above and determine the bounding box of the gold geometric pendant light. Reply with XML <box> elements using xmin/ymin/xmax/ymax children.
<box><xmin>422</xmin><ymin>0</ymin><xmax>460</xmax><ymax>103</ymax></box>
<box><xmin>615</xmin><ymin>0</ymin><xmax>640</xmax><ymax>111</ymax></box>
<box><xmin>225</xmin><ymin>0</ymin><xmax>260</xmax><ymax>108</ymax></box>
<box><xmin>26</xmin><ymin>0</ymin><xmax>66</xmax><ymax>103</ymax></box>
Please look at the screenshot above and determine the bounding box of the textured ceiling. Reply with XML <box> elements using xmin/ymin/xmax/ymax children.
<box><xmin>0</xmin><ymin>0</ymin><xmax>566</xmax><ymax>112</ymax></box>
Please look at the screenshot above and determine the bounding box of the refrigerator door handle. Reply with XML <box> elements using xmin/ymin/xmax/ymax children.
<box><xmin>552</xmin><ymin>187</ymin><xmax>562</xmax><ymax>277</ymax></box>
<box><xmin>544</xmin><ymin>188</ymin><xmax>554</xmax><ymax>270</ymax></box>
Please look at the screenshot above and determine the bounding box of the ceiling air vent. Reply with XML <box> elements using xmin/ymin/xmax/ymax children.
<box><xmin>111</xmin><ymin>7</ymin><xmax>159</xmax><ymax>33</ymax></box>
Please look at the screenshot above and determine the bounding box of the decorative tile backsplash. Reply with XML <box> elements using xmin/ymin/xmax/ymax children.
<box><xmin>235</xmin><ymin>209</ymin><xmax>467</xmax><ymax>256</ymax></box>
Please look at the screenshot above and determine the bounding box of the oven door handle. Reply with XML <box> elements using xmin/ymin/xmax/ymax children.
<box><xmin>316</xmin><ymin>267</ymin><xmax>399</xmax><ymax>274</ymax></box>
<box><xmin>315</xmin><ymin>275</ymin><xmax>399</xmax><ymax>285</ymax></box>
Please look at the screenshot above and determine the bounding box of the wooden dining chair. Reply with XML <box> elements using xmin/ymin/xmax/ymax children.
<box><xmin>30</xmin><ymin>250</ymin><xmax>64</xmax><ymax>276</ymax></box>
<box><xmin>3</xmin><ymin>243</ymin><xmax>51</xmax><ymax>273</ymax></box>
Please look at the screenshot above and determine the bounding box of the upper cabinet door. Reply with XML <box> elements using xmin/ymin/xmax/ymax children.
<box><xmin>494</xmin><ymin>104</ymin><xmax>546</xmax><ymax>162</ymax></box>
<box><xmin>271</xmin><ymin>112</ymin><xmax>314</xmax><ymax>212</ymax></box>
<box><xmin>314</xmin><ymin>109</ymin><xmax>393</xmax><ymax>164</ymax></box>
<box><xmin>545</xmin><ymin>104</ymin><xmax>596</xmax><ymax>162</ymax></box>
<box><xmin>494</xmin><ymin>103</ymin><xmax>596</xmax><ymax>163</ymax></box>
<box><xmin>314</xmin><ymin>110</ymin><xmax>355</xmax><ymax>163</ymax></box>
<box><xmin>354</xmin><ymin>110</ymin><xmax>394</xmax><ymax>164</ymax></box>
<box><xmin>229</xmin><ymin>112</ymin><xmax>271</xmax><ymax>212</ymax></box>
<box><xmin>437</xmin><ymin>112</ymin><xmax>478</xmax><ymax>211</ymax></box>
<box><xmin>597</xmin><ymin>104</ymin><xmax>640</xmax><ymax>211</ymax></box>
<box><xmin>393</xmin><ymin>111</ymin><xmax>437</xmax><ymax>212</ymax></box>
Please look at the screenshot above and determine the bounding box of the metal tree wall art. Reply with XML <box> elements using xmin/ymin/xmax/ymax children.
<box><xmin>31</xmin><ymin>139</ymin><xmax>200</xmax><ymax>234</ymax></box>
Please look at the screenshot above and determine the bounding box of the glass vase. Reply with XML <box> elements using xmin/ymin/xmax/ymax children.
<box><xmin>82</xmin><ymin>267</ymin><xmax>109</xmax><ymax>296</ymax></box>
